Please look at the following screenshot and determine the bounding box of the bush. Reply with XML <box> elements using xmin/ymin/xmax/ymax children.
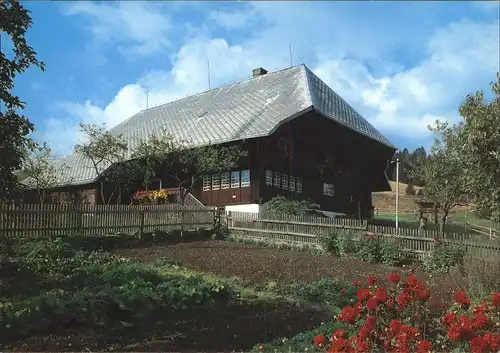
<box><xmin>318</xmin><ymin>231</ymin><xmax>339</xmax><ymax>253</ymax></box>
<box><xmin>424</xmin><ymin>239</ymin><xmax>465</xmax><ymax>274</ymax></box>
<box><xmin>276</xmin><ymin>278</ymin><xmax>356</xmax><ymax>308</ymax></box>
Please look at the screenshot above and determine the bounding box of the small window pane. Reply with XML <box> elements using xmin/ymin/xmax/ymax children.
<box><xmin>323</xmin><ymin>183</ymin><xmax>335</xmax><ymax>197</ymax></box>
<box><xmin>273</xmin><ymin>172</ymin><xmax>281</xmax><ymax>188</ymax></box>
<box><xmin>231</xmin><ymin>171</ymin><xmax>240</xmax><ymax>188</ymax></box>
<box><xmin>281</xmin><ymin>174</ymin><xmax>288</xmax><ymax>190</ymax></box>
<box><xmin>212</xmin><ymin>173</ymin><xmax>220</xmax><ymax>190</ymax></box>
<box><xmin>221</xmin><ymin>172</ymin><xmax>230</xmax><ymax>189</ymax></box>
<box><xmin>202</xmin><ymin>175</ymin><xmax>211</xmax><ymax>191</ymax></box>
<box><xmin>289</xmin><ymin>175</ymin><xmax>296</xmax><ymax>191</ymax></box>
<box><xmin>296</xmin><ymin>177</ymin><xmax>302</xmax><ymax>193</ymax></box>
<box><xmin>265</xmin><ymin>170</ymin><xmax>273</xmax><ymax>186</ymax></box>
<box><xmin>241</xmin><ymin>170</ymin><xmax>250</xmax><ymax>187</ymax></box>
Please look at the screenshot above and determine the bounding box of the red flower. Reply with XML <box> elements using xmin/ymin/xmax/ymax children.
<box><xmin>454</xmin><ymin>290</ymin><xmax>471</xmax><ymax>307</ymax></box>
<box><xmin>406</xmin><ymin>274</ymin><xmax>418</xmax><ymax>286</ymax></box>
<box><xmin>357</xmin><ymin>288</ymin><xmax>371</xmax><ymax>302</ymax></box>
<box><xmin>388</xmin><ymin>272</ymin><xmax>401</xmax><ymax>283</ymax></box>
<box><xmin>492</xmin><ymin>292</ymin><xmax>500</xmax><ymax>307</ymax></box>
<box><xmin>366</xmin><ymin>297</ymin><xmax>378</xmax><ymax>312</ymax></box>
<box><xmin>332</xmin><ymin>329</ymin><xmax>346</xmax><ymax>340</ymax></box>
<box><xmin>441</xmin><ymin>312</ymin><xmax>456</xmax><ymax>326</ymax></box>
<box><xmin>339</xmin><ymin>288</ymin><xmax>346</xmax><ymax>296</ymax></box>
<box><xmin>469</xmin><ymin>336</ymin><xmax>487</xmax><ymax>353</ymax></box>
<box><xmin>313</xmin><ymin>334</ymin><xmax>327</xmax><ymax>348</ymax></box>
<box><xmin>352</xmin><ymin>280</ymin><xmax>361</xmax><ymax>287</ymax></box>
<box><xmin>365</xmin><ymin>316</ymin><xmax>377</xmax><ymax>330</ymax></box>
<box><xmin>338</xmin><ymin>306</ymin><xmax>360</xmax><ymax>324</ymax></box>
<box><xmin>396</xmin><ymin>291</ymin><xmax>412</xmax><ymax>309</ymax></box>
<box><xmin>483</xmin><ymin>332</ymin><xmax>500</xmax><ymax>351</ymax></box>
<box><xmin>389</xmin><ymin>319</ymin><xmax>402</xmax><ymax>333</ymax></box>
<box><xmin>448</xmin><ymin>323</ymin><xmax>461</xmax><ymax>342</ymax></box>
<box><xmin>471</xmin><ymin>311</ymin><xmax>489</xmax><ymax>330</ymax></box>
<box><xmin>417</xmin><ymin>340</ymin><xmax>432</xmax><ymax>353</ymax></box>
<box><xmin>374</xmin><ymin>287</ymin><xmax>388</xmax><ymax>303</ymax></box>
<box><xmin>385</xmin><ymin>299</ymin><xmax>395</xmax><ymax>308</ymax></box>
<box><xmin>418</xmin><ymin>289</ymin><xmax>430</xmax><ymax>301</ymax></box>
<box><xmin>367</xmin><ymin>276</ymin><xmax>377</xmax><ymax>286</ymax></box>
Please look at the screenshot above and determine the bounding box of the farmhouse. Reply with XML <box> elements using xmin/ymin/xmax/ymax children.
<box><xmin>24</xmin><ymin>65</ymin><xmax>396</xmax><ymax>218</ymax></box>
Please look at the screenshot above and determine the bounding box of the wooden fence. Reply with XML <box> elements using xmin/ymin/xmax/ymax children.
<box><xmin>226</xmin><ymin>212</ymin><xmax>500</xmax><ymax>261</ymax></box>
<box><xmin>0</xmin><ymin>204</ymin><xmax>216</xmax><ymax>238</ymax></box>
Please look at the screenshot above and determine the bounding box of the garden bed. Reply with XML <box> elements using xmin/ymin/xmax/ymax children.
<box><xmin>113</xmin><ymin>240</ymin><xmax>463</xmax><ymax>309</ymax></box>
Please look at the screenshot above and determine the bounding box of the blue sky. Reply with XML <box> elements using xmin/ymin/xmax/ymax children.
<box><xmin>11</xmin><ymin>1</ymin><xmax>500</xmax><ymax>156</ymax></box>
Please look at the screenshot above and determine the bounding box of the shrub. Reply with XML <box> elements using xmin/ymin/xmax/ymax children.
<box><xmin>424</xmin><ymin>238</ymin><xmax>465</xmax><ymax>274</ymax></box>
<box><xmin>380</xmin><ymin>239</ymin><xmax>409</xmax><ymax>266</ymax></box>
<box><xmin>276</xmin><ymin>278</ymin><xmax>357</xmax><ymax>308</ymax></box>
<box><xmin>318</xmin><ymin>230</ymin><xmax>339</xmax><ymax>253</ymax></box>
<box><xmin>335</xmin><ymin>231</ymin><xmax>360</xmax><ymax>257</ymax></box>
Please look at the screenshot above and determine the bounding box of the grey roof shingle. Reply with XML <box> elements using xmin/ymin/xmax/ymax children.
<box><xmin>38</xmin><ymin>64</ymin><xmax>395</xmax><ymax>187</ymax></box>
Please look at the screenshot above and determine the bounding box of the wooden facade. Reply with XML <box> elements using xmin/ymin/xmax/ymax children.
<box><xmin>29</xmin><ymin>111</ymin><xmax>394</xmax><ymax>218</ymax></box>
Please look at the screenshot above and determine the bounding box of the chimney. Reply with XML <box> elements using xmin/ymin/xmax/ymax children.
<box><xmin>252</xmin><ymin>67</ymin><xmax>268</xmax><ymax>78</ymax></box>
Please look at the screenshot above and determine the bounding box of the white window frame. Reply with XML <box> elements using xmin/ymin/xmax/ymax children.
<box><xmin>289</xmin><ymin>175</ymin><xmax>296</xmax><ymax>192</ymax></box>
<box><xmin>221</xmin><ymin>172</ymin><xmax>230</xmax><ymax>189</ymax></box>
<box><xmin>323</xmin><ymin>183</ymin><xmax>335</xmax><ymax>197</ymax></box>
<box><xmin>231</xmin><ymin>171</ymin><xmax>240</xmax><ymax>188</ymax></box>
<box><xmin>241</xmin><ymin>169</ymin><xmax>250</xmax><ymax>187</ymax></box>
<box><xmin>212</xmin><ymin>173</ymin><xmax>220</xmax><ymax>190</ymax></box>
<box><xmin>202</xmin><ymin>175</ymin><xmax>211</xmax><ymax>191</ymax></box>
<box><xmin>265</xmin><ymin>170</ymin><xmax>273</xmax><ymax>186</ymax></box>
<box><xmin>273</xmin><ymin>172</ymin><xmax>281</xmax><ymax>188</ymax></box>
<box><xmin>296</xmin><ymin>177</ymin><xmax>303</xmax><ymax>193</ymax></box>
<box><xmin>281</xmin><ymin>174</ymin><xmax>288</xmax><ymax>190</ymax></box>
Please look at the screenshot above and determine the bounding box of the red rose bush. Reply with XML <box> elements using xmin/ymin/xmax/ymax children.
<box><xmin>312</xmin><ymin>274</ymin><xmax>500</xmax><ymax>352</ymax></box>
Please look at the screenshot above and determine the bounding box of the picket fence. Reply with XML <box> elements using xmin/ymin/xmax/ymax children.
<box><xmin>0</xmin><ymin>204</ymin><xmax>216</xmax><ymax>238</ymax></box>
<box><xmin>226</xmin><ymin>211</ymin><xmax>500</xmax><ymax>261</ymax></box>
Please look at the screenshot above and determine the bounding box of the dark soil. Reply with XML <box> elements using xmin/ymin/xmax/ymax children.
<box><xmin>4</xmin><ymin>299</ymin><xmax>330</xmax><ymax>352</ymax></box>
<box><xmin>114</xmin><ymin>240</ymin><xmax>462</xmax><ymax>301</ymax></box>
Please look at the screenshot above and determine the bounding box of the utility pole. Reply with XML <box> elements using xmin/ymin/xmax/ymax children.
<box><xmin>396</xmin><ymin>158</ymin><xmax>400</xmax><ymax>232</ymax></box>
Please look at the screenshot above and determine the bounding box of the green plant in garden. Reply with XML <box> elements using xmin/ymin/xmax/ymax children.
<box><xmin>423</xmin><ymin>237</ymin><xmax>465</xmax><ymax>274</ymax></box>
<box><xmin>0</xmin><ymin>238</ymin><xmax>231</xmax><ymax>343</ymax></box>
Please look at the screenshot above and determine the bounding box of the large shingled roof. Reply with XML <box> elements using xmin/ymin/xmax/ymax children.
<box><xmin>42</xmin><ymin>64</ymin><xmax>395</xmax><ymax>187</ymax></box>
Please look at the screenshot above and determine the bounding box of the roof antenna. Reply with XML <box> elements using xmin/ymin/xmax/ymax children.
<box><xmin>289</xmin><ymin>44</ymin><xmax>293</xmax><ymax>67</ymax></box>
<box><xmin>207</xmin><ymin>57</ymin><xmax>211</xmax><ymax>90</ymax></box>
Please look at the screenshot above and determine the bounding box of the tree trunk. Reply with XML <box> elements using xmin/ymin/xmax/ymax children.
<box><xmin>440</xmin><ymin>210</ymin><xmax>449</xmax><ymax>235</ymax></box>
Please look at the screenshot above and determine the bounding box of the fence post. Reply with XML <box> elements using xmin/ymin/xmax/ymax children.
<box><xmin>227</xmin><ymin>210</ymin><xmax>232</xmax><ymax>229</ymax></box>
<box><xmin>138</xmin><ymin>210</ymin><xmax>145</xmax><ymax>239</ymax></box>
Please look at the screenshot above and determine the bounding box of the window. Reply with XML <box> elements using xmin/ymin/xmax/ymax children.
<box><xmin>212</xmin><ymin>173</ymin><xmax>220</xmax><ymax>190</ymax></box>
<box><xmin>281</xmin><ymin>174</ymin><xmax>288</xmax><ymax>190</ymax></box>
<box><xmin>273</xmin><ymin>172</ymin><xmax>281</xmax><ymax>188</ymax></box>
<box><xmin>289</xmin><ymin>175</ymin><xmax>296</xmax><ymax>191</ymax></box>
<box><xmin>296</xmin><ymin>177</ymin><xmax>303</xmax><ymax>193</ymax></box>
<box><xmin>323</xmin><ymin>183</ymin><xmax>335</xmax><ymax>197</ymax></box>
<box><xmin>241</xmin><ymin>170</ymin><xmax>250</xmax><ymax>187</ymax></box>
<box><xmin>202</xmin><ymin>175</ymin><xmax>211</xmax><ymax>191</ymax></box>
<box><xmin>221</xmin><ymin>172</ymin><xmax>230</xmax><ymax>189</ymax></box>
<box><xmin>265</xmin><ymin>170</ymin><xmax>273</xmax><ymax>186</ymax></box>
<box><xmin>231</xmin><ymin>171</ymin><xmax>240</xmax><ymax>188</ymax></box>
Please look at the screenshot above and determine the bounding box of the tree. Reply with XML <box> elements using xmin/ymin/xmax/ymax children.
<box><xmin>414</xmin><ymin>121</ymin><xmax>468</xmax><ymax>233</ymax></box>
<box><xmin>74</xmin><ymin>123</ymin><xmax>128</xmax><ymax>204</ymax></box>
<box><xmin>21</xmin><ymin>142</ymin><xmax>71</xmax><ymax>204</ymax></box>
<box><xmin>457</xmin><ymin>73</ymin><xmax>500</xmax><ymax>223</ymax></box>
<box><xmin>133</xmin><ymin>128</ymin><xmax>246</xmax><ymax>205</ymax></box>
<box><xmin>0</xmin><ymin>0</ymin><xmax>45</xmax><ymax>202</ymax></box>
<box><xmin>132</xmin><ymin>129</ymin><xmax>246</xmax><ymax>234</ymax></box>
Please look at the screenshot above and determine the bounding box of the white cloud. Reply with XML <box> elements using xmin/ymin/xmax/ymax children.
<box><xmin>208</xmin><ymin>8</ymin><xmax>257</xmax><ymax>29</ymax></box>
<box><xmin>42</xmin><ymin>3</ymin><xmax>500</xmax><ymax>155</ymax></box>
<box><xmin>62</xmin><ymin>2</ymin><xmax>171</xmax><ymax>58</ymax></box>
